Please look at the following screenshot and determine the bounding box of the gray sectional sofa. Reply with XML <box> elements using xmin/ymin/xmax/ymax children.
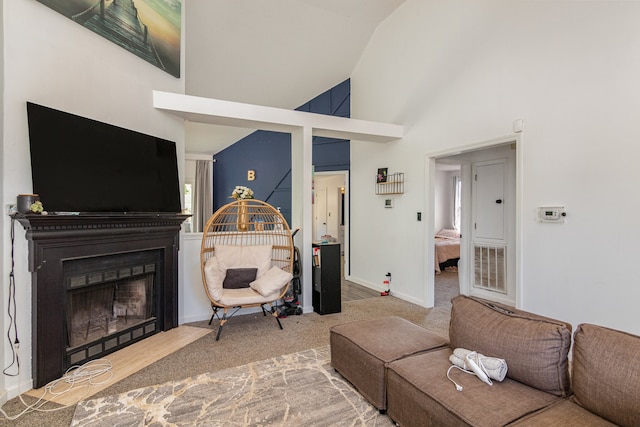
<box><xmin>330</xmin><ymin>295</ymin><xmax>640</xmax><ymax>426</ymax></box>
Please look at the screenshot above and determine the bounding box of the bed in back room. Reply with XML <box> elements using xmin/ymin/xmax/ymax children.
<box><xmin>435</xmin><ymin>229</ymin><xmax>460</xmax><ymax>274</ymax></box>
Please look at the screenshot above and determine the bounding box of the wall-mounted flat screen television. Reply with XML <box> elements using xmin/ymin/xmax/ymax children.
<box><xmin>26</xmin><ymin>102</ymin><xmax>181</xmax><ymax>214</ymax></box>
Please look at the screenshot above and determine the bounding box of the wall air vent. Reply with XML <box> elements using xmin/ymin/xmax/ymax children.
<box><xmin>473</xmin><ymin>244</ymin><xmax>507</xmax><ymax>293</ymax></box>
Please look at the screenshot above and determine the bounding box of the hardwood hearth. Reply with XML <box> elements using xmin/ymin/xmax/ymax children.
<box><xmin>16</xmin><ymin>213</ymin><xmax>189</xmax><ymax>388</ymax></box>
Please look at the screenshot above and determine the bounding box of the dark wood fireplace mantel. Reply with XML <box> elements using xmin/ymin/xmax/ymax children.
<box><xmin>16</xmin><ymin>213</ymin><xmax>189</xmax><ymax>387</ymax></box>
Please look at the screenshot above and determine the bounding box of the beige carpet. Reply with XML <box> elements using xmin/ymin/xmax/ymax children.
<box><xmin>435</xmin><ymin>269</ymin><xmax>460</xmax><ymax>308</ymax></box>
<box><xmin>0</xmin><ymin>294</ymin><xmax>451</xmax><ymax>426</ymax></box>
<box><xmin>71</xmin><ymin>346</ymin><xmax>393</xmax><ymax>426</ymax></box>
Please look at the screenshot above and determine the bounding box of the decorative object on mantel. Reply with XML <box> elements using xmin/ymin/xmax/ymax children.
<box><xmin>17</xmin><ymin>193</ymin><xmax>39</xmax><ymax>214</ymax></box>
<box><xmin>30</xmin><ymin>200</ymin><xmax>46</xmax><ymax>214</ymax></box>
<box><xmin>230</xmin><ymin>186</ymin><xmax>255</xmax><ymax>232</ymax></box>
<box><xmin>376</xmin><ymin>172</ymin><xmax>404</xmax><ymax>195</ymax></box>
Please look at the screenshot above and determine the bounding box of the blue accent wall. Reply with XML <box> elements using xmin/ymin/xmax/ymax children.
<box><xmin>213</xmin><ymin>79</ymin><xmax>350</xmax><ymax>225</ymax></box>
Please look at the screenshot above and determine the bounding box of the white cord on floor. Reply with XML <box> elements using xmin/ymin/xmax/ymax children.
<box><xmin>0</xmin><ymin>358</ymin><xmax>113</xmax><ymax>420</ymax></box>
<box><xmin>47</xmin><ymin>358</ymin><xmax>114</xmax><ymax>396</ymax></box>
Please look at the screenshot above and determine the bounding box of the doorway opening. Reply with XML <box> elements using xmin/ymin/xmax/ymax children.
<box><xmin>433</xmin><ymin>162</ymin><xmax>462</xmax><ymax>308</ymax></box>
<box><xmin>313</xmin><ymin>171</ymin><xmax>349</xmax><ymax>279</ymax></box>
<box><xmin>428</xmin><ymin>134</ymin><xmax>521</xmax><ymax>309</ymax></box>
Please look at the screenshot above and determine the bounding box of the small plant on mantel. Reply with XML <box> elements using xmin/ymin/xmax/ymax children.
<box><xmin>230</xmin><ymin>186</ymin><xmax>255</xmax><ymax>201</ymax></box>
<box><xmin>30</xmin><ymin>201</ymin><xmax>46</xmax><ymax>214</ymax></box>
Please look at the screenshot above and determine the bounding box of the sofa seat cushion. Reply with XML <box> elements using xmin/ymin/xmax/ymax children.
<box><xmin>204</xmin><ymin>245</ymin><xmax>274</xmax><ymax>303</ymax></box>
<box><xmin>387</xmin><ymin>348</ymin><xmax>562</xmax><ymax>427</ymax></box>
<box><xmin>571</xmin><ymin>323</ymin><xmax>640</xmax><ymax>426</ymax></box>
<box><xmin>330</xmin><ymin>316</ymin><xmax>448</xmax><ymax>410</ymax></box>
<box><xmin>506</xmin><ymin>399</ymin><xmax>617</xmax><ymax>426</ymax></box>
<box><xmin>216</xmin><ymin>287</ymin><xmax>280</xmax><ymax>307</ymax></box>
<box><xmin>449</xmin><ymin>295</ymin><xmax>572</xmax><ymax>396</ymax></box>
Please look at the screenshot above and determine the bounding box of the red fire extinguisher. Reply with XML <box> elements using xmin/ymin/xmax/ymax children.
<box><xmin>381</xmin><ymin>272</ymin><xmax>391</xmax><ymax>296</ymax></box>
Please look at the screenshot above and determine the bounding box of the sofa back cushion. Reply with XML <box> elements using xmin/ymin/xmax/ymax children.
<box><xmin>572</xmin><ymin>323</ymin><xmax>640</xmax><ymax>426</ymax></box>
<box><xmin>214</xmin><ymin>244</ymin><xmax>272</xmax><ymax>278</ymax></box>
<box><xmin>449</xmin><ymin>295</ymin><xmax>572</xmax><ymax>396</ymax></box>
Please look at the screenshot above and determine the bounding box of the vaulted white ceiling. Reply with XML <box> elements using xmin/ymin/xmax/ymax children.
<box><xmin>184</xmin><ymin>0</ymin><xmax>406</xmax><ymax>153</ymax></box>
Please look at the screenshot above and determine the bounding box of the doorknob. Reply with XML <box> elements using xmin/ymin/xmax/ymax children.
<box><xmin>496</xmin><ymin>199</ymin><xmax>503</xmax><ymax>204</ymax></box>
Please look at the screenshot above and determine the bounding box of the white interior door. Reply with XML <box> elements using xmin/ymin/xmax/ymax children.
<box><xmin>471</xmin><ymin>158</ymin><xmax>515</xmax><ymax>304</ymax></box>
<box><xmin>473</xmin><ymin>160</ymin><xmax>505</xmax><ymax>241</ymax></box>
<box><xmin>314</xmin><ymin>187</ymin><xmax>327</xmax><ymax>241</ymax></box>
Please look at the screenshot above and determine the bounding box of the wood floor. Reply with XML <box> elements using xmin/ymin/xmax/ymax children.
<box><xmin>341</xmin><ymin>279</ymin><xmax>380</xmax><ymax>301</ymax></box>
<box><xmin>24</xmin><ymin>325</ymin><xmax>211</xmax><ymax>406</ymax></box>
<box><xmin>339</xmin><ymin>254</ymin><xmax>381</xmax><ymax>301</ymax></box>
<box><xmin>341</xmin><ymin>271</ymin><xmax>461</xmax><ymax>306</ymax></box>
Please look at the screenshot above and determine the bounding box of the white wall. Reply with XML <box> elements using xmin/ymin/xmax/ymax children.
<box><xmin>181</xmin><ymin>234</ymin><xmax>212</xmax><ymax>323</ymax></box>
<box><xmin>0</xmin><ymin>0</ymin><xmax>5</xmax><ymax>405</ymax></box>
<box><xmin>1</xmin><ymin>0</ymin><xmax>185</xmax><ymax>399</ymax></box>
<box><xmin>350</xmin><ymin>0</ymin><xmax>640</xmax><ymax>335</ymax></box>
<box><xmin>434</xmin><ymin>169</ymin><xmax>457</xmax><ymax>232</ymax></box>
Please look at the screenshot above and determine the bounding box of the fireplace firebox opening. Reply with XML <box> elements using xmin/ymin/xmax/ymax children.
<box><xmin>64</xmin><ymin>250</ymin><xmax>162</xmax><ymax>366</ymax></box>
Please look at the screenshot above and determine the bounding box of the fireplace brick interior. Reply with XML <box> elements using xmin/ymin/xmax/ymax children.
<box><xmin>65</xmin><ymin>250</ymin><xmax>159</xmax><ymax>365</ymax></box>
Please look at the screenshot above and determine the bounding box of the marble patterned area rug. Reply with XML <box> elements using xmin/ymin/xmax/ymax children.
<box><xmin>71</xmin><ymin>346</ymin><xmax>394</xmax><ymax>426</ymax></box>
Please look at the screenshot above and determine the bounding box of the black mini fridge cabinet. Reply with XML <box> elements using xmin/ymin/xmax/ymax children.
<box><xmin>312</xmin><ymin>242</ymin><xmax>341</xmax><ymax>314</ymax></box>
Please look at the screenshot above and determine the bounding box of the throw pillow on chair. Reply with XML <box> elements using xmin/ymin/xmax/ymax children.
<box><xmin>250</xmin><ymin>266</ymin><xmax>293</xmax><ymax>297</ymax></box>
<box><xmin>223</xmin><ymin>268</ymin><xmax>258</xmax><ymax>289</ymax></box>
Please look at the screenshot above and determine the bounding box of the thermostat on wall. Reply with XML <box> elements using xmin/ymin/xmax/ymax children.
<box><xmin>538</xmin><ymin>206</ymin><xmax>566</xmax><ymax>223</ymax></box>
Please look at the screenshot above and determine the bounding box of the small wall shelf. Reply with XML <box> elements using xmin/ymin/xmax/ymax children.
<box><xmin>376</xmin><ymin>172</ymin><xmax>404</xmax><ymax>195</ymax></box>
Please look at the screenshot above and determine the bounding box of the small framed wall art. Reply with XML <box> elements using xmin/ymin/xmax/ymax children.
<box><xmin>377</xmin><ymin>168</ymin><xmax>388</xmax><ymax>183</ymax></box>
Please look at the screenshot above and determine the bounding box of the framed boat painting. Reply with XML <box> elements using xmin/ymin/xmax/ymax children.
<box><xmin>35</xmin><ymin>0</ymin><xmax>182</xmax><ymax>77</ymax></box>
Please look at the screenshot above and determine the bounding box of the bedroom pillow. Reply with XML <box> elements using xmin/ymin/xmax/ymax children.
<box><xmin>214</xmin><ymin>244</ymin><xmax>272</xmax><ymax>278</ymax></box>
<box><xmin>436</xmin><ymin>228</ymin><xmax>460</xmax><ymax>238</ymax></box>
<box><xmin>223</xmin><ymin>268</ymin><xmax>257</xmax><ymax>289</ymax></box>
<box><xmin>250</xmin><ymin>266</ymin><xmax>293</xmax><ymax>297</ymax></box>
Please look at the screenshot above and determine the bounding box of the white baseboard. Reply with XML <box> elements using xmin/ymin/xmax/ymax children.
<box><xmin>179</xmin><ymin>312</ymin><xmax>211</xmax><ymax>324</ymax></box>
<box><xmin>344</xmin><ymin>275</ymin><xmax>381</xmax><ymax>291</ymax></box>
<box><xmin>179</xmin><ymin>306</ymin><xmax>273</xmax><ymax>326</ymax></box>
<box><xmin>346</xmin><ymin>276</ymin><xmax>426</xmax><ymax>307</ymax></box>
<box><xmin>4</xmin><ymin>378</ymin><xmax>34</xmax><ymax>401</ymax></box>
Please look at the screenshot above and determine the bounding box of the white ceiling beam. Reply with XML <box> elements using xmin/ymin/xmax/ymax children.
<box><xmin>153</xmin><ymin>90</ymin><xmax>403</xmax><ymax>143</ymax></box>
